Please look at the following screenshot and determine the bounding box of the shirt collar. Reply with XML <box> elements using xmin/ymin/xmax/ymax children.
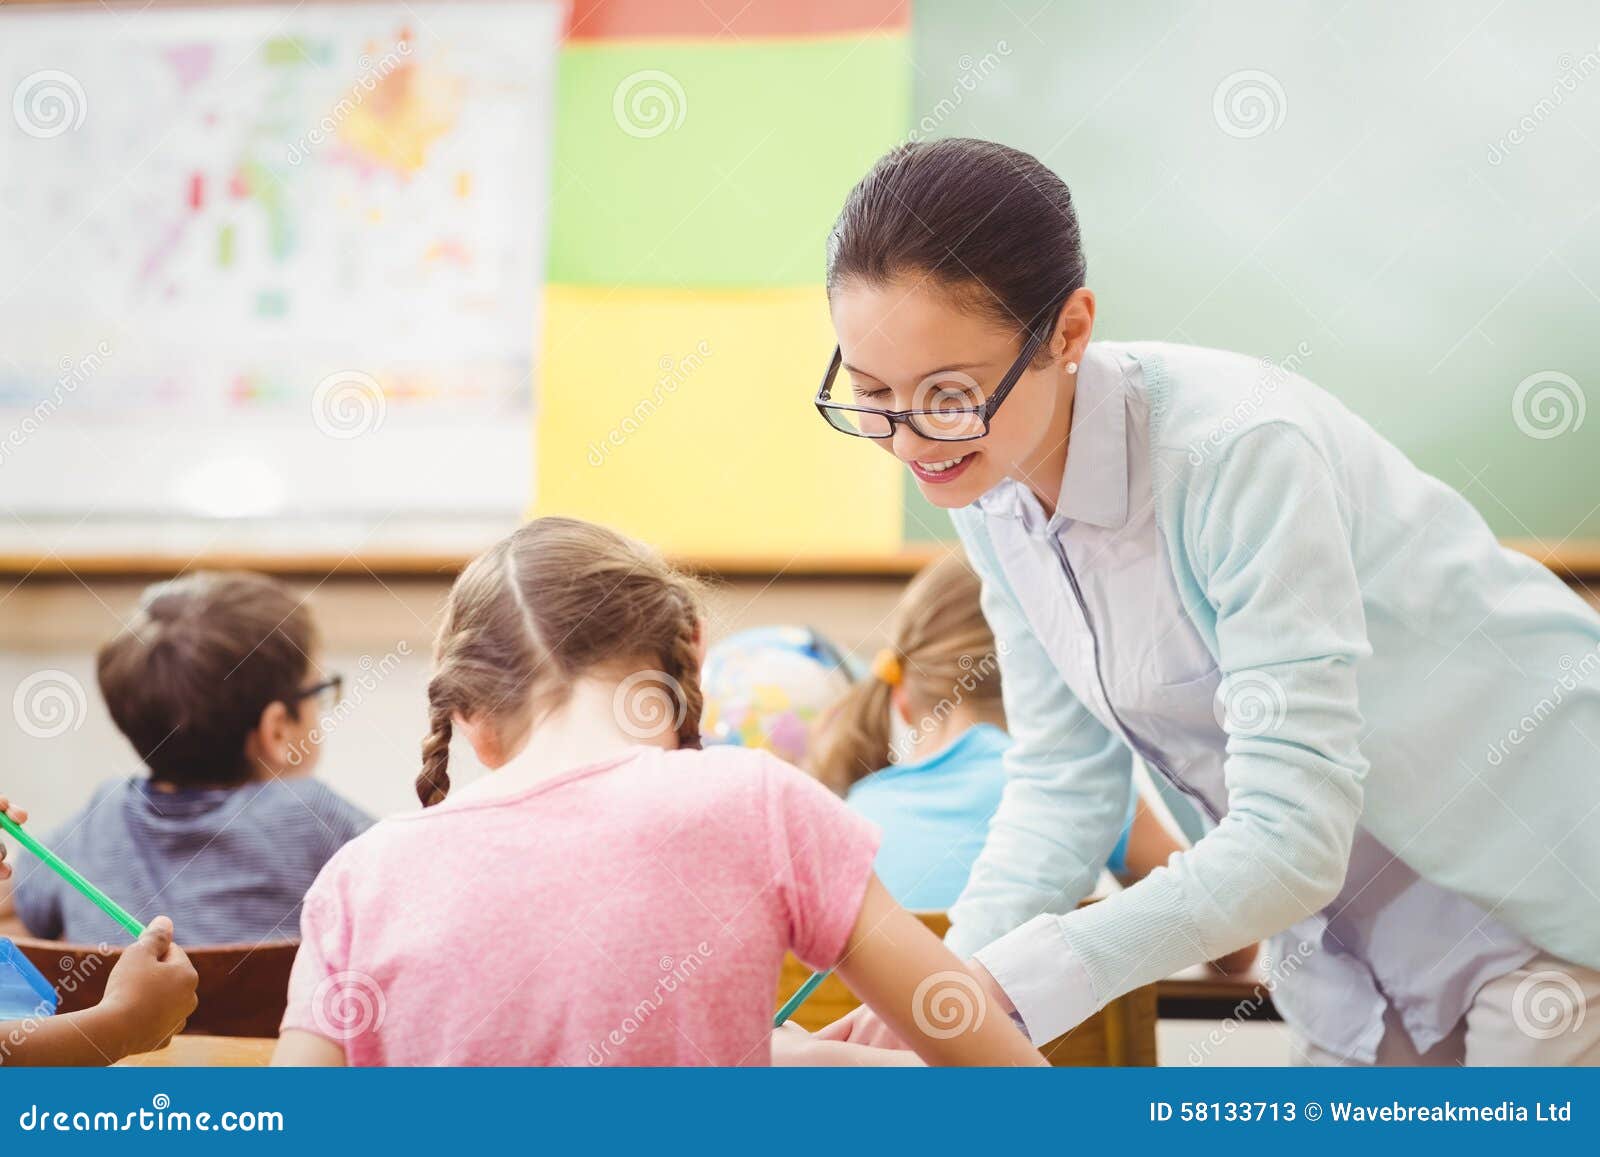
<box><xmin>974</xmin><ymin>343</ymin><xmax>1129</xmax><ymax>531</ymax></box>
<box><xmin>1056</xmin><ymin>343</ymin><xmax>1129</xmax><ymax>530</ymax></box>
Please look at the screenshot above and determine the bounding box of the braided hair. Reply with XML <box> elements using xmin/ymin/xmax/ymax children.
<box><xmin>417</xmin><ymin>518</ymin><xmax>707</xmax><ymax>807</ymax></box>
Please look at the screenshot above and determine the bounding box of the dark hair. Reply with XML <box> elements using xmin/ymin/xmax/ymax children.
<box><xmin>418</xmin><ymin>517</ymin><xmax>706</xmax><ymax>808</ymax></box>
<box><xmin>97</xmin><ymin>572</ymin><xmax>316</xmax><ymax>787</ymax></box>
<box><xmin>826</xmin><ymin>138</ymin><xmax>1086</xmax><ymax>354</ymax></box>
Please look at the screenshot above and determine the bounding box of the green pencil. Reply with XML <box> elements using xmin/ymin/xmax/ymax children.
<box><xmin>774</xmin><ymin>969</ymin><xmax>829</xmax><ymax>1028</ymax></box>
<box><xmin>0</xmin><ymin>812</ymin><xmax>144</xmax><ymax>938</ymax></box>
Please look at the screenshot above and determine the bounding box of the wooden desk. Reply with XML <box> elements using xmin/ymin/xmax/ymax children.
<box><xmin>1156</xmin><ymin>964</ymin><xmax>1281</xmax><ymax>1022</ymax></box>
<box><xmin>774</xmin><ymin>960</ymin><xmax>1158</xmax><ymax>1065</ymax></box>
<box><xmin>116</xmin><ymin>1035</ymin><xmax>276</xmax><ymax>1067</ymax></box>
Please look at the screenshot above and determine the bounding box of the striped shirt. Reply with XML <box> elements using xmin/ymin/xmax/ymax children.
<box><xmin>10</xmin><ymin>776</ymin><xmax>371</xmax><ymax>947</ymax></box>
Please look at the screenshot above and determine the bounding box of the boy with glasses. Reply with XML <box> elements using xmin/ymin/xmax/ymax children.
<box><xmin>4</xmin><ymin>572</ymin><xmax>371</xmax><ymax>946</ymax></box>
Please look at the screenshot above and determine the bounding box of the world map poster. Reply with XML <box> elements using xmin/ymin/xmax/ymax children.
<box><xmin>0</xmin><ymin>2</ymin><xmax>559</xmax><ymax>551</ymax></box>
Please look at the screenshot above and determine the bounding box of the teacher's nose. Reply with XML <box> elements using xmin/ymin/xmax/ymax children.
<box><xmin>889</xmin><ymin>423</ymin><xmax>942</xmax><ymax>464</ymax></box>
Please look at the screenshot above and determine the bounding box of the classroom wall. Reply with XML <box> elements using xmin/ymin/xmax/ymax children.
<box><xmin>0</xmin><ymin>575</ymin><xmax>911</xmax><ymax>826</ymax></box>
<box><xmin>904</xmin><ymin>0</ymin><xmax>1600</xmax><ymax>552</ymax></box>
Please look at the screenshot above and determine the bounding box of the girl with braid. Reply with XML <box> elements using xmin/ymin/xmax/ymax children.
<box><xmin>274</xmin><ymin>517</ymin><xmax>1043</xmax><ymax>1068</ymax></box>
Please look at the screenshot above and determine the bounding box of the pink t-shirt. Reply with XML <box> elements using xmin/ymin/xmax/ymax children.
<box><xmin>280</xmin><ymin>745</ymin><xmax>880</xmax><ymax>1066</ymax></box>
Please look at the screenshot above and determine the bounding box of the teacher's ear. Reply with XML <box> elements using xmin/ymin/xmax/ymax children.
<box><xmin>1051</xmin><ymin>286</ymin><xmax>1098</xmax><ymax>371</ymax></box>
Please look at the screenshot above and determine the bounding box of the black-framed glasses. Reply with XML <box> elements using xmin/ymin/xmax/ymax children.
<box><xmin>814</xmin><ymin>306</ymin><xmax>1061</xmax><ymax>442</ymax></box>
<box><xmin>292</xmin><ymin>675</ymin><xmax>343</xmax><ymax>714</ymax></box>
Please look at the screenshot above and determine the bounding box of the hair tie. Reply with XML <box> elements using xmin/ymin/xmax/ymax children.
<box><xmin>870</xmin><ymin>649</ymin><xmax>903</xmax><ymax>687</ymax></box>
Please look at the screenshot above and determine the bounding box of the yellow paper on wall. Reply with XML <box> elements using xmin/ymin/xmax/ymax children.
<box><xmin>535</xmin><ymin>286</ymin><xmax>903</xmax><ymax>562</ymax></box>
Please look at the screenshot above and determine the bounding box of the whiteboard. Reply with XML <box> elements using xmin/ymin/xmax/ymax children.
<box><xmin>0</xmin><ymin>1</ymin><xmax>561</xmax><ymax>557</ymax></box>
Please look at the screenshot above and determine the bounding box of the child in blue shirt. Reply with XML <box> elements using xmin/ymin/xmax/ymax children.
<box><xmin>841</xmin><ymin>720</ymin><xmax>1043</xmax><ymax>910</ymax></box>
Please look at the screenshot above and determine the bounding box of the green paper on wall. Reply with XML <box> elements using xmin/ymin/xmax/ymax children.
<box><xmin>549</xmin><ymin>35</ymin><xmax>911</xmax><ymax>288</ymax></box>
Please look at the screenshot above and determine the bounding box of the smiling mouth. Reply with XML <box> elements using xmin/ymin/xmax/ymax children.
<box><xmin>907</xmin><ymin>452</ymin><xmax>976</xmax><ymax>484</ymax></box>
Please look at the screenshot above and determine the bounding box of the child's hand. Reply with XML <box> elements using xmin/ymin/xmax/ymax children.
<box><xmin>812</xmin><ymin>1004</ymin><xmax>908</xmax><ymax>1050</ymax></box>
<box><xmin>0</xmin><ymin>794</ymin><xmax>29</xmax><ymax>881</ymax></box>
<box><xmin>770</xmin><ymin>1021</ymin><xmax>816</xmax><ymax>1065</ymax></box>
<box><xmin>773</xmin><ymin>1019</ymin><xmax>925</xmax><ymax>1067</ymax></box>
<box><xmin>97</xmin><ymin>916</ymin><xmax>200</xmax><ymax>1056</ymax></box>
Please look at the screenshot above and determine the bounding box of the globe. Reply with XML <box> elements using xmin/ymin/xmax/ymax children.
<box><xmin>700</xmin><ymin>626</ymin><xmax>855</xmax><ymax>767</ymax></box>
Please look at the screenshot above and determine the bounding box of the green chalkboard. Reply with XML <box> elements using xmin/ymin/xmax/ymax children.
<box><xmin>905</xmin><ymin>0</ymin><xmax>1600</xmax><ymax>550</ymax></box>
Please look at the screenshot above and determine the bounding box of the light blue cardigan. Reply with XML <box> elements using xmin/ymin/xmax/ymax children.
<box><xmin>947</xmin><ymin>341</ymin><xmax>1600</xmax><ymax>1012</ymax></box>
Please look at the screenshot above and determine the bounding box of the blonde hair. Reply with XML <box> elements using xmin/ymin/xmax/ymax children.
<box><xmin>417</xmin><ymin>517</ymin><xmax>706</xmax><ymax>807</ymax></box>
<box><xmin>809</xmin><ymin>553</ymin><xmax>1002</xmax><ymax>794</ymax></box>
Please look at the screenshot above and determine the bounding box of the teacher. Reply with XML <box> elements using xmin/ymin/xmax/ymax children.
<box><xmin>813</xmin><ymin>138</ymin><xmax>1600</xmax><ymax>1065</ymax></box>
